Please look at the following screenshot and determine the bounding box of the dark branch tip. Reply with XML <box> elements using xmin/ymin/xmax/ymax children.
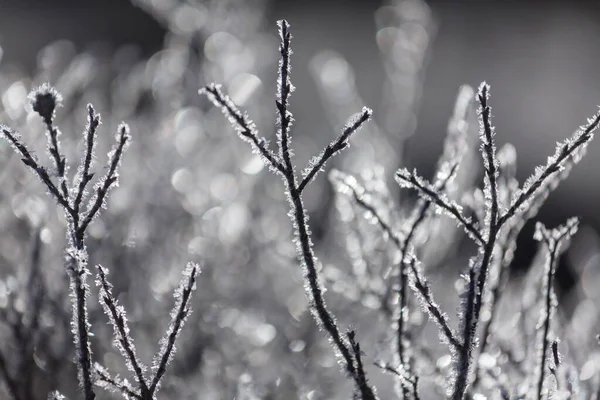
<box><xmin>28</xmin><ymin>83</ymin><xmax>63</xmax><ymax>123</ymax></box>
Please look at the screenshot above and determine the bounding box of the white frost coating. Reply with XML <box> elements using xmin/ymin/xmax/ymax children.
<box><xmin>405</xmin><ymin>251</ymin><xmax>459</xmax><ymax>350</ymax></box>
<box><xmin>200</xmin><ymin>83</ymin><xmax>283</xmax><ymax>176</ymax></box>
<box><xmin>396</xmin><ymin>167</ymin><xmax>481</xmax><ymax>243</ymax></box>
<box><xmin>506</xmin><ymin>108</ymin><xmax>600</xmax><ymax>223</ymax></box>
<box><xmin>529</xmin><ymin>218</ymin><xmax>578</xmax><ymax>400</ymax></box>
<box><xmin>95</xmin><ymin>264</ymin><xmax>147</xmax><ymax>385</ymax></box>
<box><xmin>151</xmin><ymin>262</ymin><xmax>200</xmax><ymax>392</ymax></box>
<box><xmin>94</xmin><ymin>362</ymin><xmax>141</xmax><ymax>398</ymax></box>
<box><xmin>84</xmin><ymin>123</ymin><xmax>131</xmax><ymax>221</ymax></box>
<box><xmin>299</xmin><ymin>107</ymin><xmax>372</xmax><ymax>189</ymax></box>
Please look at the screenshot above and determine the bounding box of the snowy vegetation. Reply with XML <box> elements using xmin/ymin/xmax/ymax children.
<box><xmin>0</xmin><ymin>1</ymin><xmax>599</xmax><ymax>399</ymax></box>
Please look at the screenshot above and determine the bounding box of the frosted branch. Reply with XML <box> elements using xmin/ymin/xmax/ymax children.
<box><xmin>78</xmin><ymin>123</ymin><xmax>131</xmax><ymax>241</ymax></box>
<box><xmin>199</xmin><ymin>83</ymin><xmax>285</xmax><ymax>174</ymax></box>
<box><xmin>94</xmin><ymin>363</ymin><xmax>142</xmax><ymax>400</ymax></box>
<box><xmin>499</xmin><ymin>108</ymin><xmax>600</xmax><ymax>226</ymax></box>
<box><xmin>96</xmin><ymin>265</ymin><xmax>148</xmax><ymax>395</ymax></box>
<box><xmin>203</xmin><ymin>20</ymin><xmax>377</xmax><ymax>398</ymax></box>
<box><xmin>150</xmin><ymin>262</ymin><xmax>200</xmax><ymax>394</ymax></box>
<box><xmin>298</xmin><ymin>107</ymin><xmax>372</xmax><ymax>193</ymax></box>
<box><xmin>276</xmin><ymin>19</ymin><xmax>295</xmax><ymax>172</ymax></box>
<box><xmin>396</xmin><ymin>168</ymin><xmax>484</xmax><ymax>245</ymax></box>
<box><xmin>348</xmin><ymin>330</ymin><xmax>378</xmax><ymax>400</ymax></box>
<box><xmin>534</xmin><ymin>218</ymin><xmax>578</xmax><ymax>400</ymax></box>
<box><xmin>73</xmin><ymin>104</ymin><xmax>101</xmax><ymax>216</ymax></box>
<box><xmin>1</xmin><ymin>127</ymin><xmax>73</xmax><ymax>214</ymax></box>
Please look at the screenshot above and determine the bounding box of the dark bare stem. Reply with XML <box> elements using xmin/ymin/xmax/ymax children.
<box><xmin>277</xmin><ymin>19</ymin><xmax>294</xmax><ymax>173</ymax></box>
<box><xmin>348</xmin><ymin>331</ymin><xmax>377</xmax><ymax>400</ymax></box>
<box><xmin>287</xmin><ymin>176</ymin><xmax>357</xmax><ymax>376</ymax></box>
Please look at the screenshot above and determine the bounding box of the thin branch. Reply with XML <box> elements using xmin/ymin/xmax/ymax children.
<box><xmin>200</xmin><ymin>84</ymin><xmax>285</xmax><ymax>174</ymax></box>
<box><xmin>202</xmin><ymin>20</ymin><xmax>377</xmax><ymax>398</ymax></box>
<box><xmin>1</xmin><ymin>127</ymin><xmax>73</xmax><ymax>214</ymax></box>
<box><xmin>348</xmin><ymin>331</ymin><xmax>377</xmax><ymax>400</ymax></box>
<box><xmin>330</xmin><ymin>169</ymin><xmax>462</xmax><ymax>350</ymax></box>
<box><xmin>406</xmin><ymin>254</ymin><xmax>463</xmax><ymax>351</ymax></box>
<box><xmin>395</xmin><ymin>169</ymin><xmax>484</xmax><ymax>245</ymax></box>
<box><xmin>66</xmin><ymin>251</ymin><xmax>95</xmax><ymax>400</ymax></box>
<box><xmin>453</xmin><ymin>83</ymin><xmax>502</xmax><ymax>400</ymax></box>
<box><xmin>375</xmin><ymin>362</ymin><xmax>420</xmax><ymax>400</ymax></box>
<box><xmin>276</xmin><ymin>19</ymin><xmax>295</xmax><ymax>173</ymax></box>
<box><xmin>478</xmin><ymin>82</ymin><xmax>500</xmax><ymax>229</ymax></box>
<box><xmin>471</xmin><ymin>223</ymin><xmax>520</xmax><ymax>392</ymax></box>
<box><xmin>498</xmin><ymin>108</ymin><xmax>600</xmax><ymax>227</ymax></box>
<box><xmin>73</xmin><ymin>104</ymin><xmax>101</xmax><ymax>216</ymax></box>
<box><xmin>44</xmin><ymin>120</ymin><xmax>69</xmax><ymax>199</ymax></box>
<box><xmin>150</xmin><ymin>263</ymin><xmax>200</xmax><ymax>394</ymax></box>
<box><xmin>96</xmin><ymin>265</ymin><xmax>149</xmax><ymax>395</ymax></box>
<box><xmin>298</xmin><ymin>107</ymin><xmax>372</xmax><ymax>194</ymax></box>
<box><xmin>396</xmin><ymin>163</ymin><xmax>459</xmax><ymax>363</ymax></box>
<box><xmin>94</xmin><ymin>363</ymin><xmax>142</xmax><ymax>400</ymax></box>
<box><xmin>28</xmin><ymin>84</ymin><xmax>69</xmax><ymax>200</ymax></box>
<box><xmin>78</xmin><ymin>123</ymin><xmax>131</xmax><ymax>241</ymax></box>
<box><xmin>534</xmin><ymin>218</ymin><xmax>578</xmax><ymax>400</ymax></box>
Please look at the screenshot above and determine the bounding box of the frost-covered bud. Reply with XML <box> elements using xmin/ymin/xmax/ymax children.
<box><xmin>28</xmin><ymin>83</ymin><xmax>63</xmax><ymax>124</ymax></box>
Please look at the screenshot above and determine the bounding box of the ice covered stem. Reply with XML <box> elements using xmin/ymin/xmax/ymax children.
<box><xmin>96</xmin><ymin>265</ymin><xmax>149</xmax><ymax>396</ymax></box>
<box><xmin>393</xmin><ymin>82</ymin><xmax>598</xmax><ymax>398</ymax></box>
<box><xmin>451</xmin><ymin>82</ymin><xmax>501</xmax><ymax>400</ymax></box>
<box><xmin>66</xmin><ymin>248</ymin><xmax>95</xmax><ymax>400</ymax></box>
<box><xmin>150</xmin><ymin>262</ymin><xmax>200</xmax><ymax>395</ymax></box>
<box><xmin>533</xmin><ymin>218</ymin><xmax>578</xmax><ymax>400</ymax></box>
<box><xmin>200</xmin><ymin>19</ymin><xmax>376</xmax><ymax>399</ymax></box>
<box><xmin>94</xmin><ymin>363</ymin><xmax>141</xmax><ymax>399</ymax></box>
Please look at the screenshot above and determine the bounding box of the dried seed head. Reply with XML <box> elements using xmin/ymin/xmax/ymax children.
<box><xmin>28</xmin><ymin>83</ymin><xmax>63</xmax><ymax>124</ymax></box>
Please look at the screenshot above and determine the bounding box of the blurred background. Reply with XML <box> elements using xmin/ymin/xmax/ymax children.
<box><xmin>1</xmin><ymin>0</ymin><xmax>600</xmax><ymax>398</ymax></box>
